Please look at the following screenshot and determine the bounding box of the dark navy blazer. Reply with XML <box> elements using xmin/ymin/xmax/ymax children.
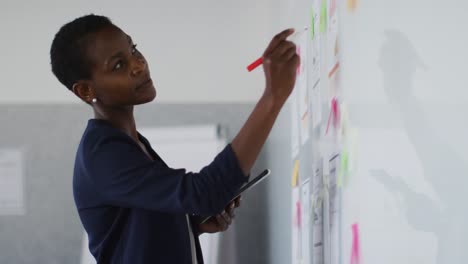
<box><xmin>73</xmin><ymin>119</ymin><xmax>248</xmax><ymax>263</ymax></box>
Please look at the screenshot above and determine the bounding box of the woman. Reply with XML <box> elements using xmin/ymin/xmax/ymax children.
<box><xmin>50</xmin><ymin>14</ymin><xmax>298</xmax><ymax>264</ymax></box>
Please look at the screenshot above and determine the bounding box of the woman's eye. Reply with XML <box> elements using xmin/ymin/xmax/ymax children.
<box><xmin>113</xmin><ymin>61</ymin><xmax>123</xmax><ymax>71</ymax></box>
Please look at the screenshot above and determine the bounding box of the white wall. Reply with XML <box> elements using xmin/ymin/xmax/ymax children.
<box><xmin>0</xmin><ymin>0</ymin><xmax>270</xmax><ymax>104</ymax></box>
<box><xmin>339</xmin><ymin>1</ymin><xmax>468</xmax><ymax>264</ymax></box>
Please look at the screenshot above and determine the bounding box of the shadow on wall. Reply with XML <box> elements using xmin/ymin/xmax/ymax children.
<box><xmin>373</xmin><ymin>29</ymin><xmax>467</xmax><ymax>263</ymax></box>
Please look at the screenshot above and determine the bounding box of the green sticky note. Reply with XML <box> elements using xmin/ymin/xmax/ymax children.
<box><xmin>338</xmin><ymin>150</ymin><xmax>349</xmax><ymax>188</ymax></box>
<box><xmin>343</xmin><ymin>151</ymin><xmax>349</xmax><ymax>172</ymax></box>
<box><xmin>320</xmin><ymin>0</ymin><xmax>327</xmax><ymax>33</ymax></box>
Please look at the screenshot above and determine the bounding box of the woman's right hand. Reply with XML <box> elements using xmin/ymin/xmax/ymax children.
<box><xmin>230</xmin><ymin>29</ymin><xmax>300</xmax><ymax>175</ymax></box>
<box><xmin>262</xmin><ymin>28</ymin><xmax>300</xmax><ymax>105</ymax></box>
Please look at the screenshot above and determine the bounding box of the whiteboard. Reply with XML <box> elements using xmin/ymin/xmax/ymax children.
<box><xmin>264</xmin><ymin>0</ymin><xmax>468</xmax><ymax>263</ymax></box>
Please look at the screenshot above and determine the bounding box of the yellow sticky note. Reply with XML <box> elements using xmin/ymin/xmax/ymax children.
<box><xmin>320</xmin><ymin>0</ymin><xmax>327</xmax><ymax>33</ymax></box>
<box><xmin>292</xmin><ymin>159</ymin><xmax>300</xmax><ymax>187</ymax></box>
<box><xmin>347</xmin><ymin>0</ymin><xmax>358</xmax><ymax>12</ymax></box>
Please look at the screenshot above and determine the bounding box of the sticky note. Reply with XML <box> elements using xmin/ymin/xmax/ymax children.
<box><xmin>320</xmin><ymin>0</ymin><xmax>327</xmax><ymax>33</ymax></box>
<box><xmin>292</xmin><ymin>159</ymin><xmax>300</xmax><ymax>187</ymax></box>
<box><xmin>347</xmin><ymin>0</ymin><xmax>358</xmax><ymax>12</ymax></box>
<box><xmin>330</xmin><ymin>0</ymin><xmax>337</xmax><ymax>18</ymax></box>
<box><xmin>296</xmin><ymin>201</ymin><xmax>302</xmax><ymax>227</ymax></box>
<box><xmin>338</xmin><ymin>150</ymin><xmax>348</xmax><ymax>187</ymax></box>
<box><xmin>326</xmin><ymin>97</ymin><xmax>340</xmax><ymax>135</ymax></box>
<box><xmin>350</xmin><ymin>223</ymin><xmax>361</xmax><ymax>264</ymax></box>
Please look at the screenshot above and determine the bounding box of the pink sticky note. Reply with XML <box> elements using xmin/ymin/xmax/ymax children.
<box><xmin>326</xmin><ymin>97</ymin><xmax>340</xmax><ymax>134</ymax></box>
<box><xmin>330</xmin><ymin>0</ymin><xmax>337</xmax><ymax>17</ymax></box>
<box><xmin>296</xmin><ymin>201</ymin><xmax>302</xmax><ymax>228</ymax></box>
<box><xmin>350</xmin><ymin>223</ymin><xmax>361</xmax><ymax>264</ymax></box>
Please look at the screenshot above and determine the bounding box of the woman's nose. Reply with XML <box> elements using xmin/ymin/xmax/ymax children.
<box><xmin>131</xmin><ymin>57</ymin><xmax>146</xmax><ymax>77</ymax></box>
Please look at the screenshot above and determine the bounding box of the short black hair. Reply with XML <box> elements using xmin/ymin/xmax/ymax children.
<box><xmin>50</xmin><ymin>14</ymin><xmax>114</xmax><ymax>90</ymax></box>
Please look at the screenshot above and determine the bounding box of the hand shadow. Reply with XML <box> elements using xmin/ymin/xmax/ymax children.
<box><xmin>370</xmin><ymin>169</ymin><xmax>442</xmax><ymax>233</ymax></box>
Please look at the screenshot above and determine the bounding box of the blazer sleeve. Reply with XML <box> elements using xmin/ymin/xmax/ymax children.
<box><xmin>82</xmin><ymin>132</ymin><xmax>248</xmax><ymax>216</ymax></box>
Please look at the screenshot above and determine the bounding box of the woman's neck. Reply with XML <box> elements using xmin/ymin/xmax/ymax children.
<box><xmin>93</xmin><ymin>106</ymin><xmax>139</xmax><ymax>142</ymax></box>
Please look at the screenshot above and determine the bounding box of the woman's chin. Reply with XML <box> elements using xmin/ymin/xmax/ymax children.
<box><xmin>137</xmin><ymin>86</ymin><xmax>157</xmax><ymax>105</ymax></box>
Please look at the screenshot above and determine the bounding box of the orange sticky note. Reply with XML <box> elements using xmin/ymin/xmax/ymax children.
<box><xmin>292</xmin><ymin>159</ymin><xmax>300</xmax><ymax>187</ymax></box>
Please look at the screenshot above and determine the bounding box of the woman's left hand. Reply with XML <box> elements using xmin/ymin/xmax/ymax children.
<box><xmin>198</xmin><ymin>196</ymin><xmax>241</xmax><ymax>234</ymax></box>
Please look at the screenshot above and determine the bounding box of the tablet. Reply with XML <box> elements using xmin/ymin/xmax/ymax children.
<box><xmin>200</xmin><ymin>169</ymin><xmax>271</xmax><ymax>224</ymax></box>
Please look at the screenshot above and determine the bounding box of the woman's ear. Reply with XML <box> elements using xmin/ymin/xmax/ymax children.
<box><xmin>72</xmin><ymin>81</ymin><xmax>95</xmax><ymax>104</ymax></box>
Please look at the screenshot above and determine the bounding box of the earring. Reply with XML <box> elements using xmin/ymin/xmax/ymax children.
<box><xmin>92</xmin><ymin>98</ymin><xmax>97</xmax><ymax>103</ymax></box>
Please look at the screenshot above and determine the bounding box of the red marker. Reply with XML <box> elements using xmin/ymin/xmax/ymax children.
<box><xmin>247</xmin><ymin>57</ymin><xmax>264</xmax><ymax>72</ymax></box>
<box><xmin>246</xmin><ymin>27</ymin><xmax>309</xmax><ymax>72</ymax></box>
